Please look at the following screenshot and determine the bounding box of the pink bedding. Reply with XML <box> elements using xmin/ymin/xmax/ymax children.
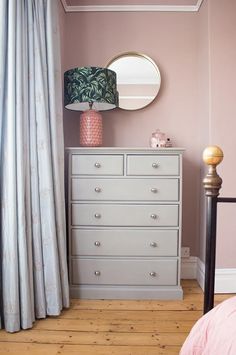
<box><xmin>180</xmin><ymin>296</ymin><xmax>236</xmax><ymax>355</ymax></box>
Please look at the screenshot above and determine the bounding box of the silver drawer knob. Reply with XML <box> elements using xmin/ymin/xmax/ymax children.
<box><xmin>94</xmin><ymin>271</ymin><xmax>101</xmax><ymax>276</ymax></box>
<box><xmin>94</xmin><ymin>162</ymin><xmax>101</xmax><ymax>168</ymax></box>
<box><xmin>150</xmin><ymin>214</ymin><xmax>158</xmax><ymax>219</ymax></box>
<box><xmin>151</xmin><ymin>188</ymin><xmax>158</xmax><ymax>193</ymax></box>
<box><xmin>94</xmin><ymin>187</ymin><xmax>102</xmax><ymax>193</ymax></box>
<box><xmin>94</xmin><ymin>213</ymin><xmax>101</xmax><ymax>219</ymax></box>
<box><xmin>149</xmin><ymin>271</ymin><xmax>156</xmax><ymax>277</ymax></box>
<box><xmin>152</xmin><ymin>162</ymin><xmax>158</xmax><ymax>168</ymax></box>
<box><xmin>150</xmin><ymin>242</ymin><xmax>157</xmax><ymax>247</ymax></box>
<box><xmin>94</xmin><ymin>241</ymin><xmax>101</xmax><ymax>246</ymax></box>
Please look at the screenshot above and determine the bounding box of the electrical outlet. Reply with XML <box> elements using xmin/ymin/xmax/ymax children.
<box><xmin>181</xmin><ymin>247</ymin><xmax>190</xmax><ymax>258</ymax></box>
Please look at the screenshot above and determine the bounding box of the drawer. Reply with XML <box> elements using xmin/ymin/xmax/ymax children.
<box><xmin>71</xmin><ymin>258</ymin><xmax>178</xmax><ymax>286</ymax></box>
<box><xmin>71</xmin><ymin>204</ymin><xmax>179</xmax><ymax>227</ymax></box>
<box><xmin>127</xmin><ymin>155</ymin><xmax>179</xmax><ymax>176</ymax></box>
<box><xmin>71</xmin><ymin>154</ymin><xmax>124</xmax><ymax>175</ymax></box>
<box><xmin>71</xmin><ymin>178</ymin><xmax>179</xmax><ymax>201</ymax></box>
<box><xmin>71</xmin><ymin>229</ymin><xmax>178</xmax><ymax>256</ymax></box>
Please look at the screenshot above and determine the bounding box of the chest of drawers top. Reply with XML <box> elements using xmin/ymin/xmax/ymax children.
<box><xmin>67</xmin><ymin>147</ymin><xmax>184</xmax><ymax>177</ymax></box>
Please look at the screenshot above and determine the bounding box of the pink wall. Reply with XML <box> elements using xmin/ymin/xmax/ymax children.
<box><xmin>58</xmin><ymin>1</ymin><xmax>66</xmax><ymax>72</ymax></box>
<box><xmin>197</xmin><ymin>0</ymin><xmax>210</xmax><ymax>264</ymax></box>
<box><xmin>197</xmin><ymin>0</ymin><xmax>236</xmax><ymax>268</ymax></box>
<box><xmin>61</xmin><ymin>1</ymin><xmax>236</xmax><ymax>265</ymax></box>
<box><xmin>207</xmin><ymin>0</ymin><xmax>236</xmax><ymax>268</ymax></box>
<box><xmin>62</xmin><ymin>9</ymin><xmax>200</xmax><ymax>256</ymax></box>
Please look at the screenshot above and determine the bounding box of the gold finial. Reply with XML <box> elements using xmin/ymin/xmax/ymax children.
<box><xmin>203</xmin><ymin>146</ymin><xmax>224</xmax><ymax>166</ymax></box>
<box><xmin>203</xmin><ymin>146</ymin><xmax>223</xmax><ymax>197</ymax></box>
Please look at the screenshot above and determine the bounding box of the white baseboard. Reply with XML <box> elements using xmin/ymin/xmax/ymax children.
<box><xmin>182</xmin><ymin>257</ymin><xmax>236</xmax><ymax>293</ymax></box>
<box><xmin>196</xmin><ymin>258</ymin><xmax>205</xmax><ymax>289</ymax></box>
<box><xmin>181</xmin><ymin>256</ymin><xmax>198</xmax><ymax>279</ymax></box>
<box><xmin>197</xmin><ymin>258</ymin><xmax>236</xmax><ymax>293</ymax></box>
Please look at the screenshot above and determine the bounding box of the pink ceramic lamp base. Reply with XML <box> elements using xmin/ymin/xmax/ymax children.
<box><xmin>80</xmin><ymin>110</ymin><xmax>102</xmax><ymax>147</ymax></box>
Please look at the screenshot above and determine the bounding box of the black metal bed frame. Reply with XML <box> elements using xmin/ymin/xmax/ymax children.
<box><xmin>203</xmin><ymin>146</ymin><xmax>236</xmax><ymax>313</ymax></box>
<box><xmin>204</xmin><ymin>196</ymin><xmax>236</xmax><ymax>313</ymax></box>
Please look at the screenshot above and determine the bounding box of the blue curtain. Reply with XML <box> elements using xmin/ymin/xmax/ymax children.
<box><xmin>0</xmin><ymin>0</ymin><xmax>69</xmax><ymax>332</ymax></box>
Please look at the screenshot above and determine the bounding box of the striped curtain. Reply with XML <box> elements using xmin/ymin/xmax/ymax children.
<box><xmin>0</xmin><ymin>0</ymin><xmax>69</xmax><ymax>332</ymax></box>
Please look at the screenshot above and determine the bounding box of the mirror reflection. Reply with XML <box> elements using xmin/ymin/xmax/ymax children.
<box><xmin>107</xmin><ymin>52</ymin><xmax>161</xmax><ymax>111</ymax></box>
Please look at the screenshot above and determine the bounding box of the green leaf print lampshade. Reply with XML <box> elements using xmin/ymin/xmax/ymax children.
<box><xmin>64</xmin><ymin>67</ymin><xmax>119</xmax><ymax>147</ymax></box>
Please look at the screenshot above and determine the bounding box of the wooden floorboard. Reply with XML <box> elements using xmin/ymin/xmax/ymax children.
<box><xmin>0</xmin><ymin>343</ymin><xmax>181</xmax><ymax>355</ymax></box>
<box><xmin>0</xmin><ymin>280</ymin><xmax>235</xmax><ymax>355</ymax></box>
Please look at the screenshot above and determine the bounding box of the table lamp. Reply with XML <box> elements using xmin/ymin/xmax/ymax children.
<box><xmin>64</xmin><ymin>67</ymin><xmax>119</xmax><ymax>146</ymax></box>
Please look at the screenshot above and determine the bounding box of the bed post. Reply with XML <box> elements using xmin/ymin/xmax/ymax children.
<box><xmin>202</xmin><ymin>146</ymin><xmax>223</xmax><ymax>313</ymax></box>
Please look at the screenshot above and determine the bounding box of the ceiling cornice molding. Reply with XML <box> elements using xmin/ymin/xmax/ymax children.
<box><xmin>60</xmin><ymin>0</ymin><xmax>68</xmax><ymax>12</ymax></box>
<box><xmin>196</xmin><ymin>0</ymin><xmax>204</xmax><ymax>10</ymax></box>
<box><xmin>62</xmin><ymin>0</ymin><xmax>204</xmax><ymax>13</ymax></box>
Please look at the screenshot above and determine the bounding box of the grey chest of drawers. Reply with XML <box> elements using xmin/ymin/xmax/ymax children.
<box><xmin>66</xmin><ymin>147</ymin><xmax>184</xmax><ymax>299</ymax></box>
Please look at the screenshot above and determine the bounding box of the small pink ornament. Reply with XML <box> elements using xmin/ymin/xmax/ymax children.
<box><xmin>149</xmin><ymin>129</ymin><xmax>166</xmax><ymax>147</ymax></box>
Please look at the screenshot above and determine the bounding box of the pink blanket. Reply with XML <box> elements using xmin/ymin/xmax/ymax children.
<box><xmin>180</xmin><ymin>296</ymin><xmax>236</xmax><ymax>354</ymax></box>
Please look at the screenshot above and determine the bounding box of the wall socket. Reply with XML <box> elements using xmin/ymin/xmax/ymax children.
<box><xmin>181</xmin><ymin>247</ymin><xmax>190</xmax><ymax>258</ymax></box>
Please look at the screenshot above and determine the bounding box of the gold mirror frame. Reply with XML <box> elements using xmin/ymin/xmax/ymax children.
<box><xmin>106</xmin><ymin>52</ymin><xmax>161</xmax><ymax>111</ymax></box>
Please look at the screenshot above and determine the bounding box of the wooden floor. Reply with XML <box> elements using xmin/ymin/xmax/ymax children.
<box><xmin>0</xmin><ymin>280</ymin><xmax>235</xmax><ymax>355</ymax></box>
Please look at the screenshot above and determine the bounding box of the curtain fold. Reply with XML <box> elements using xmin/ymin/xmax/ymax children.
<box><xmin>0</xmin><ymin>0</ymin><xmax>69</xmax><ymax>332</ymax></box>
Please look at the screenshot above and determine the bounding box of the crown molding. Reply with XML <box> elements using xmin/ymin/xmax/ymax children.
<box><xmin>61</xmin><ymin>0</ymin><xmax>204</xmax><ymax>13</ymax></box>
<box><xmin>60</xmin><ymin>0</ymin><xmax>68</xmax><ymax>12</ymax></box>
<box><xmin>196</xmin><ymin>0</ymin><xmax>204</xmax><ymax>10</ymax></box>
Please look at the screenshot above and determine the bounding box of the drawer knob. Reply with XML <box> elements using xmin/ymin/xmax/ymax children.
<box><xmin>152</xmin><ymin>162</ymin><xmax>159</xmax><ymax>168</ymax></box>
<box><xmin>94</xmin><ymin>271</ymin><xmax>101</xmax><ymax>276</ymax></box>
<box><xmin>94</xmin><ymin>213</ymin><xmax>101</xmax><ymax>219</ymax></box>
<box><xmin>94</xmin><ymin>241</ymin><xmax>101</xmax><ymax>246</ymax></box>
<box><xmin>151</xmin><ymin>188</ymin><xmax>158</xmax><ymax>193</ymax></box>
<box><xmin>94</xmin><ymin>162</ymin><xmax>101</xmax><ymax>168</ymax></box>
<box><xmin>150</xmin><ymin>242</ymin><xmax>157</xmax><ymax>247</ymax></box>
<box><xmin>94</xmin><ymin>187</ymin><xmax>102</xmax><ymax>193</ymax></box>
<box><xmin>149</xmin><ymin>271</ymin><xmax>157</xmax><ymax>277</ymax></box>
<box><xmin>150</xmin><ymin>214</ymin><xmax>158</xmax><ymax>219</ymax></box>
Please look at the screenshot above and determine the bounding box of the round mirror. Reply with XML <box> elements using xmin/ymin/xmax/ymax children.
<box><xmin>106</xmin><ymin>52</ymin><xmax>161</xmax><ymax>111</ymax></box>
